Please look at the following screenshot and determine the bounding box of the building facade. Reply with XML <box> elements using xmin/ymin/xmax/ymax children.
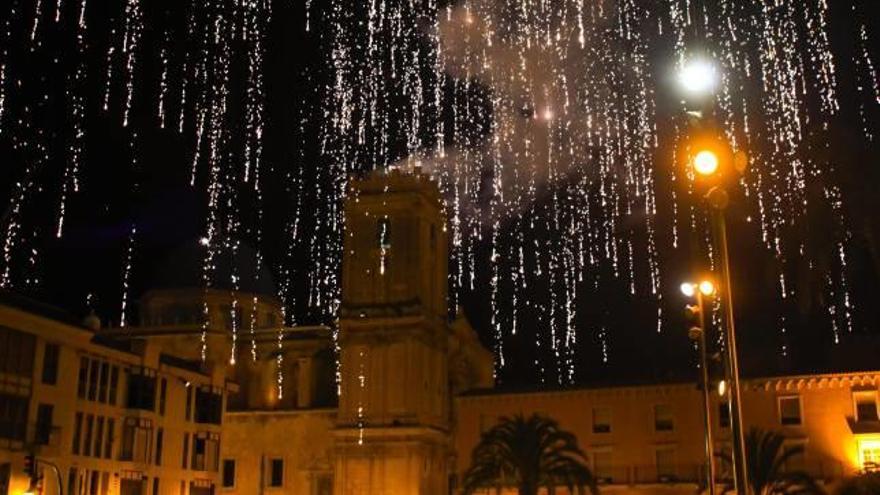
<box><xmin>0</xmin><ymin>294</ymin><xmax>230</xmax><ymax>495</ymax></box>
<box><xmin>1</xmin><ymin>169</ymin><xmax>879</xmax><ymax>495</ymax></box>
<box><xmin>455</xmin><ymin>372</ymin><xmax>880</xmax><ymax>494</ymax></box>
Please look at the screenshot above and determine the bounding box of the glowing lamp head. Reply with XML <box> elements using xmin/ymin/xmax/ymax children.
<box><xmin>699</xmin><ymin>280</ymin><xmax>716</xmax><ymax>296</ymax></box>
<box><xmin>680</xmin><ymin>282</ymin><xmax>696</xmax><ymax>298</ymax></box>
<box><xmin>693</xmin><ymin>150</ymin><xmax>720</xmax><ymax>176</ymax></box>
<box><xmin>718</xmin><ymin>379</ymin><xmax>727</xmax><ymax>397</ymax></box>
<box><xmin>679</xmin><ymin>60</ymin><xmax>717</xmax><ymax>94</ymax></box>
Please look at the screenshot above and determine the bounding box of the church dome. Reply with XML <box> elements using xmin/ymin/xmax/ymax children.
<box><xmin>151</xmin><ymin>238</ymin><xmax>277</xmax><ymax>296</ymax></box>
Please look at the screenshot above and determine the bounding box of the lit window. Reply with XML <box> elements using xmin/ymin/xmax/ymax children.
<box><xmin>779</xmin><ymin>396</ymin><xmax>802</xmax><ymax>426</ymax></box>
<box><xmin>654</xmin><ymin>404</ymin><xmax>674</xmax><ymax>432</ymax></box>
<box><xmin>854</xmin><ymin>391</ymin><xmax>879</xmax><ymax>422</ymax></box>
<box><xmin>592</xmin><ymin>407</ymin><xmax>611</xmax><ymax>434</ymax></box>
<box><xmin>859</xmin><ymin>440</ymin><xmax>880</xmax><ymax>472</ymax></box>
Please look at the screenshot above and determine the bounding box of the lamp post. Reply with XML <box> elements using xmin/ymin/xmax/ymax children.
<box><xmin>682</xmin><ymin>280</ymin><xmax>718</xmax><ymax>495</ymax></box>
<box><xmin>679</xmin><ymin>58</ymin><xmax>750</xmax><ymax>495</ymax></box>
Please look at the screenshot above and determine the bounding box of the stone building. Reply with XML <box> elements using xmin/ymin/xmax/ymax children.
<box><xmin>1</xmin><ymin>168</ymin><xmax>879</xmax><ymax>495</ymax></box>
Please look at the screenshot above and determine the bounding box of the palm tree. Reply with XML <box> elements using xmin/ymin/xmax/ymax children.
<box><xmin>719</xmin><ymin>428</ymin><xmax>823</xmax><ymax>495</ymax></box>
<box><xmin>462</xmin><ymin>413</ymin><xmax>597</xmax><ymax>495</ymax></box>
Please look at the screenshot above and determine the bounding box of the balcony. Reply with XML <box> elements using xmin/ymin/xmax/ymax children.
<box><xmin>0</xmin><ymin>422</ymin><xmax>61</xmax><ymax>454</ymax></box>
<box><xmin>591</xmin><ymin>464</ymin><xmax>703</xmax><ymax>486</ymax></box>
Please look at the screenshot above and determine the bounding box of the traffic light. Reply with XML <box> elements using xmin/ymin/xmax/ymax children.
<box><xmin>23</xmin><ymin>454</ymin><xmax>36</xmax><ymax>478</ymax></box>
<box><xmin>684</xmin><ymin>301</ymin><xmax>705</xmax><ymax>342</ymax></box>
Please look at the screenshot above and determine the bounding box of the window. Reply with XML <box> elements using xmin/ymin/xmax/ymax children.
<box><xmin>83</xmin><ymin>414</ymin><xmax>94</xmax><ymax>456</ymax></box>
<box><xmin>592</xmin><ymin>450</ymin><xmax>613</xmax><ymax>483</ymax></box>
<box><xmin>89</xmin><ymin>470</ymin><xmax>99</xmax><ymax>495</ymax></box>
<box><xmin>269</xmin><ymin>458</ymin><xmax>284</xmax><ymax>487</ymax></box>
<box><xmin>592</xmin><ymin>407</ymin><xmax>611</xmax><ymax>434</ymax></box>
<box><xmin>478</xmin><ymin>414</ymin><xmax>490</xmax><ymax>433</ymax></box>
<box><xmin>35</xmin><ymin>404</ymin><xmax>53</xmax><ymax>445</ymax></box>
<box><xmin>182</xmin><ymin>433</ymin><xmax>190</xmax><ymax>469</ymax></box>
<box><xmin>191</xmin><ymin>432</ymin><xmax>220</xmax><ymax>471</ymax></box>
<box><xmin>152</xmin><ymin>478</ymin><xmax>159</xmax><ymax>495</ymax></box>
<box><xmin>104</xmin><ymin>419</ymin><xmax>115</xmax><ymax>459</ymax></box>
<box><xmin>315</xmin><ymin>474</ymin><xmax>332</xmax><ymax>495</ymax></box>
<box><xmin>654</xmin><ymin>404</ymin><xmax>674</xmax><ymax>432</ymax></box>
<box><xmin>88</xmin><ymin>360</ymin><xmax>100</xmax><ymax>401</ymax></box>
<box><xmin>78</xmin><ymin>358</ymin><xmax>89</xmax><ymax>399</ymax></box>
<box><xmin>0</xmin><ymin>394</ymin><xmax>28</xmax><ymax>442</ymax></box>
<box><xmin>719</xmin><ymin>402</ymin><xmax>731</xmax><ymax>428</ymax></box>
<box><xmin>42</xmin><ymin>343</ymin><xmax>60</xmax><ymax>385</ymax></box>
<box><xmin>715</xmin><ymin>443</ymin><xmax>733</xmax><ymax>480</ymax></box>
<box><xmin>159</xmin><ymin>379</ymin><xmax>167</xmax><ymax>416</ymax></box>
<box><xmin>781</xmin><ymin>441</ymin><xmax>806</xmax><ymax>473</ymax></box>
<box><xmin>0</xmin><ymin>394</ymin><xmax>27</xmax><ymax>443</ymax></box>
<box><xmin>854</xmin><ymin>391</ymin><xmax>879</xmax><ymax>422</ymax></box>
<box><xmin>126</xmin><ymin>368</ymin><xmax>157</xmax><ymax>411</ymax></box>
<box><xmin>67</xmin><ymin>469</ymin><xmax>77</xmax><ymax>495</ymax></box>
<box><xmin>72</xmin><ymin>412</ymin><xmax>83</xmax><ymax>454</ymax></box>
<box><xmin>120</xmin><ymin>418</ymin><xmax>153</xmax><ymax>463</ymax></box>
<box><xmin>195</xmin><ymin>387</ymin><xmax>223</xmax><ymax>425</ymax></box>
<box><xmin>99</xmin><ymin>363</ymin><xmax>109</xmax><ymax>403</ymax></box>
<box><xmin>222</xmin><ymin>460</ymin><xmax>235</xmax><ymax>488</ymax></box>
<box><xmin>779</xmin><ymin>396</ymin><xmax>802</xmax><ymax>426</ymax></box>
<box><xmin>0</xmin><ymin>326</ymin><xmax>36</xmax><ymax>378</ymax></box>
<box><xmin>94</xmin><ymin>417</ymin><xmax>104</xmax><ymax>457</ymax></box>
<box><xmin>185</xmin><ymin>387</ymin><xmax>194</xmax><ymax>421</ymax></box>
<box><xmin>859</xmin><ymin>440</ymin><xmax>880</xmax><ymax>471</ymax></box>
<box><xmin>109</xmin><ymin>366</ymin><xmax>120</xmax><ymax>406</ymax></box>
<box><xmin>155</xmin><ymin>429</ymin><xmax>164</xmax><ymax>465</ymax></box>
<box><xmin>655</xmin><ymin>447</ymin><xmax>676</xmax><ymax>481</ymax></box>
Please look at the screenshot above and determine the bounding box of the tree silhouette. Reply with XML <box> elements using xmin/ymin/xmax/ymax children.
<box><xmin>719</xmin><ymin>428</ymin><xmax>823</xmax><ymax>495</ymax></box>
<box><xmin>462</xmin><ymin>413</ymin><xmax>597</xmax><ymax>495</ymax></box>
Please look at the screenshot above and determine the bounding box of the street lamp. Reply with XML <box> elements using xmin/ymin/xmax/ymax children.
<box><xmin>678</xmin><ymin>59</ymin><xmax>751</xmax><ymax>495</ymax></box>
<box><xmin>693</xmin><ymin>150</ymin><xmax>719</xmax><ymax>176</ymax></box>
<box><xmin>683</xmin><ymin>278</ymin><xmax>718</xmax><ymax>495</ymax></box>
<box><xmin>679</xmin><ymin>59</ymin><xmax>718</xmax><ymax>95</ymax></box>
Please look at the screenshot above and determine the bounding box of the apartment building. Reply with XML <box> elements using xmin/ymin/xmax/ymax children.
<box><xmin>0</xmin><ymin>293</ymin><xmax>229</xmax><ymax>495</ymax></box>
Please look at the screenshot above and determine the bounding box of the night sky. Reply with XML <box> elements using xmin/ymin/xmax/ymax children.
<box><xmin>1</xmin><ymin>0</ymin><xmax>880</xmax><ymax>388</ymax></box>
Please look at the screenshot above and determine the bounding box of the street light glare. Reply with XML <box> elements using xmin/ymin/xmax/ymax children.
<box><xmin>699</xmin><ymin>280</ymin><xmax>716</xmax><ymax>296</ymax></box>
<box><xmin>680</xmin><ymin>282</ymin><xmax>696</xmax><ymax>297</ymax></box>
<box><xmin>679</xmin><ymin>60</ymin><xmax>717</xmax><ymax>94</ymax></box>
<box><xmin>693</xmin><ymin>150</ymin><xmax>719</xmax><ymax>176</ymax></box>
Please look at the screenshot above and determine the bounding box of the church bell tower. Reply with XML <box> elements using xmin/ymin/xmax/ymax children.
<box><xmin>334</xmin><ymin>168</ymin><xmax>450</xmax><ymax>495</ymax></box>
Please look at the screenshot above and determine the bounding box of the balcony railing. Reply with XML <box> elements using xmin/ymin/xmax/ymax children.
<box><xmin>592</xmin><ymin>460</ymin><xmax>846</xmax><ymax>487</ymax></box>
<box><xmin>592</xmin><ymin>464</ymin><xmax>704</xmax><ymax>486</ymax></box>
